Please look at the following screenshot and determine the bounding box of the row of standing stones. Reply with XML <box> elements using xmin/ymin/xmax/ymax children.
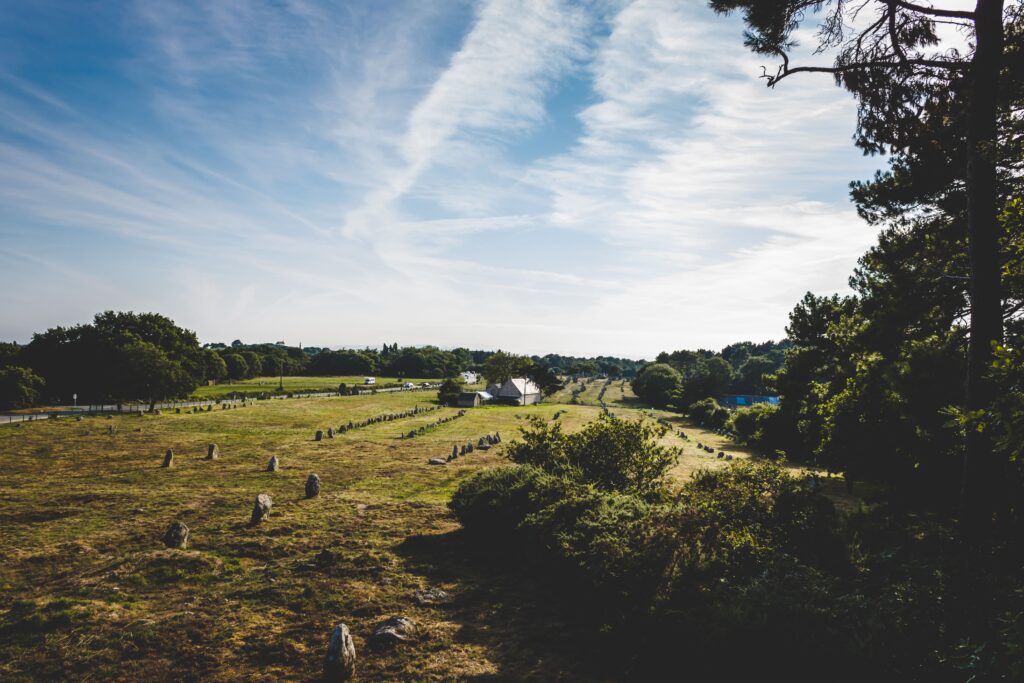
<box><xmin>171</xmin><ymin>401</ymin><xmax>249</xmax><ymax>416</ymax></box>
<box><xmin>429</xmin><ymin>431</ymin><xmax>502</xmax><ymax>465</ymax></box>
<box><xmin>401</xmin><ymin>410</ymin><xmax>467</xmax><ymax>441</ymax></box>
<box><xmin>652</xmin><ymin>417</ymin><xmax>736</xmax><ymax>458</ymax></box>
<box><xmin>314</xmin><ymin>405</ymin><xmax>445</xmax><ymax>442</ymax></box>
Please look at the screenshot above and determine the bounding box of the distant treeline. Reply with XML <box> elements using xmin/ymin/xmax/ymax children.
<box><xmin>0</xmin><ymin>313</ymin><xmax>644</xmax><ymax>409</ymax></box>
<box><xmin>631</xmin><ymin>340</ymin><xmax>791</xmax><ymax>409</ymax></box>
<box><xmin>204</xmin><ymin>342</ymin><xmax>645</xmax><ymax>382</ymax></box>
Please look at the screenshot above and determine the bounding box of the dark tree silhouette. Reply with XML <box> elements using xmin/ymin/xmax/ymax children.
<box><xmin>708</xmin><ymin>0</ymin><xmax>1009</xmax><ymax>532</ymax></box>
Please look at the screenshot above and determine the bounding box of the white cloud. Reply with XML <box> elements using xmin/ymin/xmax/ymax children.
<box><xmin>0</xmin><ymin>0</ymin><xmax>890</xmax><ymax>358</ymax></box>
<box><xmin>341</xmin><ymin>0</ymin><xmax>591</xmax><ymax>238</ymax></box>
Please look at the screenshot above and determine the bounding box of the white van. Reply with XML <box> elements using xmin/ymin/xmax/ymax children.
<box><xmin>363</xmin><ymin>377</ymin><xmax>376</xmax><ymax>385</ymax></box>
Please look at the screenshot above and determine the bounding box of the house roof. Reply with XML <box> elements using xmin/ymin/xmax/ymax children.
<box><xmin>499</xmin><ymin>377</ymin><xmax>540</xmax><ymax>396</ymax></box>
<box><xmin>459</xmin><ymin>391</ymin><xmax>492</xmax><ymax>400</ymax></box>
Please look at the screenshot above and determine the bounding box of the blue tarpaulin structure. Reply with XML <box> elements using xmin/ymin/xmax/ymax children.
<box><xmin>720</xmin><ymin>394</ymin><xmax>780</xmax><ymax>408</ymax></box>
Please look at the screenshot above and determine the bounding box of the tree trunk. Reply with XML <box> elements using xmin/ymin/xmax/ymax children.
<box><xmin>960</xmin><ymin>0</ymin><xmax>1005</xmax><ymax>536</ymax></box>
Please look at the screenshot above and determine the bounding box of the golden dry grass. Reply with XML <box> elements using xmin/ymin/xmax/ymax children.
<box><xmin>0</xmin><ymin>393</ymin><xmax>626</xmax><ymax>681</ymax></box>
<box><xmin>0</xmin><ymin>389</ymin><xmax>834</xmax><ymax>681</ymax></box>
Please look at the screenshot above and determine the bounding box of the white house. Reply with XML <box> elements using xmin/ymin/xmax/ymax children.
<box><xmin>496</xmin><ymin>377</ymin><xmax>541</xmax><ymax>405</ymax></box>
<box><xmin>460</xmin><ymin>371</ymin><xmax>480</xmax><ymax>384</ymax></box>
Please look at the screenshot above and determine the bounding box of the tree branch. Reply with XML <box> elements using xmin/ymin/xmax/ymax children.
<box><xmin>888</xmin><ymin>2</ymin><xmax>910</xmax><ymax>65</ymax></box>
<box><xmin>764</xmin><ymin>56</ymin><xmax>968</xmax><ymax>87</ymax></box>
<box><xmin>890</xmin><ymin>0</ymin><xmax>976</xmax><ymax>20</ymax></box>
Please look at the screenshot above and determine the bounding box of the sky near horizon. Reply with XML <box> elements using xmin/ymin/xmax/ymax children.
<box><xmin>0</xmin><ymin>0</ymin><xmax>887</xmax><ymax>360</ymax></box>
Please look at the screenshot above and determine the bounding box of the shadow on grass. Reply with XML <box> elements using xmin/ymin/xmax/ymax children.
<box><xmin>396</xmin><ymin>530</ymin><xmax>611</xmax><ymax>682</ymax></box>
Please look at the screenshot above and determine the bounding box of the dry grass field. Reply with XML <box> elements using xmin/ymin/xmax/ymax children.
<box><xmin>190</xmin><ymin>375</ymin><xmax>445</xmax><ymax>399</ymax></box>
<box><xmin>0</xmin><ymin>388</ymin><xmax>825</xmax><ymax>681</ymax></box>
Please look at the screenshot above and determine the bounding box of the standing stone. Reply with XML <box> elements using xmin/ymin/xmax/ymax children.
<box><xmin>107</xmin><ymin>425</ymin><xmax>115</xmax><ymax>435</ymax></box>
<box><xmin>250</xmin><ymin>493</ymin><xmax>273</xmax><ymax>525</ymax></box>
<box><xmin>327</xmin><ymin>427</ymin><xmax>334</xmax><ymax>438</ymax></box>
<box><xmin>162</xmin><ymin>448</ymin><xmax>174</xmax><ymax>468</ymax></box>
<box><xmin>451</xmin><ymin>445</ymin><xmax>459</xmax><ymax>460</ymax></box>
<box><xmin>267</xmin><ymin>455</ymin><xmax>279</xmax><ymax>472</ymax></box>
<box><xmin>369</xmin><ymin>616</ymin><xmax>418</xmax><ymax>648</ymax></box>
<box><xmin>323</xmin><ymin>623</ymin><xmax>356</xmax><ymax>681</ymax></box>
<box><xmin>413</xmin><ymin>588</ymin><xmax>450</xmax><ymax>606</ymax></box>
<box><xmin>315</xmin><ymin>430</ymin><xmax>324</xmax><ymax>442</ymax></box>
<box><xmin>163</xmin><ymin>520</ymin><xmax>189</xmax><ymax>549</ymax></box>
<box><xmin>428</xmin><ymin>458</ymin><xmax>447</xmax><ymax>465</ymax></box>
<box><xmin>306</xmin><ymin>473</ymin><xmax>321</xmax><ymax>498</ymax></box>
<box><xmin>207</xmin><ymin>443</ymin><xmax>219</xmax><ymax>460</ymax></box>
<box><xmin>176</xmin><ymin>408</ymin><xmax>181</xmax><ymax>414</ymax></box>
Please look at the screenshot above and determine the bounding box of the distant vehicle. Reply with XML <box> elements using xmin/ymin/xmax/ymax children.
<box><xmin>403</xmin><ymin>382</ymin><xmax>415</xmax><ymax>389</ymax></box>
<box><xmin>420</xmin><ymin>382</ymin><xmax>431</xmax><ymax>387</ymax></box>
<box><xmin>363</xmin><ymin>377</ymin><xmax>376</xmax><ymax>385</ymax></box>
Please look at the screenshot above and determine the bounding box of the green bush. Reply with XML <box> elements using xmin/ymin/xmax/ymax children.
<box><xmin>520</xmin><ymin>487</ymin><xmax>665</xmax><ymax>609</ymax></box>
<box><xmin>728</xmin><ymin>401</ymin><xmax>783</xmax><ymax>448</ymax></box>
<box><xmin>448</xmin><ymin>465</ymin><xmax>568</xmax><ymax>538</ymax></box>
<box><xmin>505</xmin><ymin>414</ymin><xmax>678</xmax><ymax>497</ymax></box>
<box><xmin>686</xmin><ymin>397</ymin><xmax>730</xmax><ymax>428</ymax></box>
<box><xmin>449</xmin><ymin>453</ymin><xmax>869</xmax><ymax>678</ymax></box>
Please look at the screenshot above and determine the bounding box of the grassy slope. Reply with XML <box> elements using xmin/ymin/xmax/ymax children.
<box><xmin>190</xmin><ymin>375</ymin><xmax>442</xmax><ymax>399</ymax></box>
<box><xmin>0</xmin><ymin>388</ymin><xmax>826</xmax><ymax>681</ymax></box>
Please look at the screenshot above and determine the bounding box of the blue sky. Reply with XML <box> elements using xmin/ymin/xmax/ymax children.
<box><xmin>0</xmin><ymin>0</ymin><xmax>886</xmax><ymax>359</ymax></box>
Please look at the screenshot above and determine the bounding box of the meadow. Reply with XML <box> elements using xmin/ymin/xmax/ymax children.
<box><xmin>0</xmin><ymin>384</ymin><xmax>825</xmax><ymax>681</ymax></box>
<box><xmin>189</xmin><ymin>375</ymin><xmax>447</xmax><ymax>399</ymax></box>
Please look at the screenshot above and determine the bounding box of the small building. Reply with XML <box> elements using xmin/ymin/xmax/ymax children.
<box><xmin>720</xmin><ymin>394</ymin><xmax>780</xmax><ymax>409</ymax></box>
<box><xmin>496</xmin><ymin>378</ymin><xmax>541</xmax><ymax>406</ymax></box>
<box><xmin>457</xmin><ymin>391</ymin><xmax>493</xmax><ymax>408</ymax></box>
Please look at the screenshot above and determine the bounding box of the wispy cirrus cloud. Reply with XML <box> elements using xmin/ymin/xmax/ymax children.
<box><xmin>341</xmin><ymin>0</ymin><xmax>592</xmax><ymax>239</ymax></box>
<box><xmin>1</xmin><ymin>0</ymin><xmax>886</xmax><ymax>357</ymax></box>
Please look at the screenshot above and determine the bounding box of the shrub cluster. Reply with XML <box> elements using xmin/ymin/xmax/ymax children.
<box><xmin>686</xmin><ymin>396</ymin><xmax>730</xmax><ymax>429</ymax></box>
<box><xmin>448</xmin><ymin>415</ymin><xmax>1010</xmax><ymax>680</ymax></box>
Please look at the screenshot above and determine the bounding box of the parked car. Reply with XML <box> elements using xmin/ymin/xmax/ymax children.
<box><xmin>403</xmin><ymin>382</ymin><xmax>415</xmax><ymax>389</ymax></box>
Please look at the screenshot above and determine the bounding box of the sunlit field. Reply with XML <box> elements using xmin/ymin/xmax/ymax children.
<box><xmin>0</xmin><ymin>388</ymin><xmax>807</xmax><ymax>680</ymax></box>
<box><xmin>190</xmin><ymin>375</ymin><xmax>444</xmax><ymax>399</ymax></box>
